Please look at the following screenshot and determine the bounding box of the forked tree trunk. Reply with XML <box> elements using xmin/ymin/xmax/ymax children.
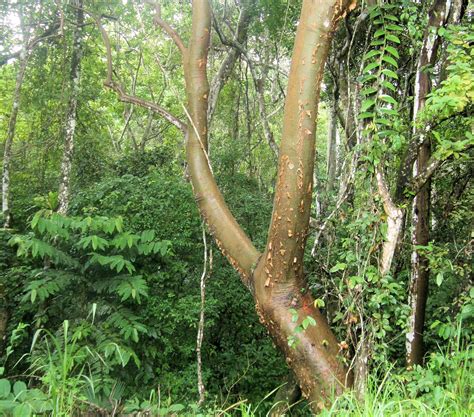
<box><xmin>183</xmin><ymin>0</ymin><xmax>355</xmax><ymax>411</ymax></box>
<box><xmin>2</xmin><ymin>48</ymin><xmax>29</xmax><ymax>228</ymax></box>
<box><xmin>102</xmin><ymin>0</ymin><xmax>354</xmax><ymax>410</ymax></box>
<box><xmin>57</xmin><ymin>0</ymin><xmax>83</xmax><ymax>215</ymax></box>
<box><xmin>406</xmin><ymin>0</ymin><xmax>452</xmax><ymax>367</ymax></box>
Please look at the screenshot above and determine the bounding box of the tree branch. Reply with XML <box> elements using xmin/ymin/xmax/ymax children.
<box><xmin>96</xmin><ymin>17</ymin><xmax>186</xmax><ymax>132</ymax></box>
<box><xmin>409</xmin><ymin>143</ymin><xmax>473</xmax><ymax>196</ymax></box>
<box><xmin>208</xmin><ymin>1</ymin><xmax>251</xmax><ymax>124</ymax></box>
<box><xmin>145</xmin><ymin>0</ymin><xmax>187</xmax><ymax>55</ymax></box>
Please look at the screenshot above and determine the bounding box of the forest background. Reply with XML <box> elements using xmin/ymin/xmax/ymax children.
<box><xmin>0</xmin><ymin>0</ymin><xmax>472</xmax><ymax>415</ymax></box>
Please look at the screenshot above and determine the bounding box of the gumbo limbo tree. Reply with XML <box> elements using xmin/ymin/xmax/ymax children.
<box><xmin>99</xmin><ymin>0</ymin><xmax>356</xmax><ymax>409</ymax></box>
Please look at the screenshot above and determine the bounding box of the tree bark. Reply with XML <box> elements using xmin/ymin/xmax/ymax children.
<box><xmin>2</xmin><ymin>48</ymin><xmax>29</xmax><ymax>228</ymax></box>
<box><xmin>326</xmin><ymin>92</ymin><xmax>338</xmax><ymax>194</ymax></box>
<box><xmin>406</xmin><ymin>0</ymin><xmax>452</xmax><ymax>368</ymax></box>
<box><xmin>252</xmin><ymin>0</ymin><xmax>355</xmax><ymax>408</ymax></box>
<box><xmin>208</xmin><ymin>1</ymin><xmax>251</xmax><ymax>126</ymax></box>
<box><xmin>376</xmin><ymin>168</ymin><xmax>403</xmax><ymax>276</ymax></box>
<box><xmin>104</xmin><ymin>0</ymin><xmax>355</xmax><ymax>410</ymax></box>
<box><xmin>57</xmin><ymin>0</ymin><xmax>84</xmax><ymax>215</ymax></box>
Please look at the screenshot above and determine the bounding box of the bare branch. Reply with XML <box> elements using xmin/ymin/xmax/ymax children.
<box><xmin>96</xmin><ymin>18</ymin><xmax>186</xmax><ymax>132</ymax></box>
<box><xmin>211</xmin><ymin>9</ymin><xmax>279</xmax><ymax>158</ymax></box>
<box><xmin>208</xmin><ymin>2</ymin><xmax>251</xmax><ymax>124</ymax></box>
<box><xmin>409</xmin><ymin>143</ymin><xmax>473</xmax><ymax>195</ymax></box>
<box><xmin>145</xmin><ymin>0</ymin><xmax>187</xmax><ymax>55</ymax></box>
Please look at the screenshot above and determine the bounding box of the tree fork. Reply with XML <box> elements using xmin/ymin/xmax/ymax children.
<box><xmin>105</xmin><ymin>0</ymin><xmax>356</xmax><ymax>410</ymax></box>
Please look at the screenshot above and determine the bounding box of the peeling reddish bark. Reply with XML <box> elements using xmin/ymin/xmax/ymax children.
<box><xmin>252</xmin><ymin>1</ymin><xmax>355</xmax><ymax>406</ymax></box>
<box><xmin>106</xmin><ymin>0</ymin><xmax>355</xmax><ymax>410</ymax></box>
<box><xmin>183</xmin><ymin>0</ymin><xmax>355</xmax><ymax>410</ymax></box>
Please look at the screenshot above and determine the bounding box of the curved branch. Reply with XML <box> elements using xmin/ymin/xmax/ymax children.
<box><xmin>146</xmin><ymin>0</ymin><xmax>187</xmax><ymax>55</ymax></box>
<box><xmin>97</xmin><ymin>18</ymin><xmax>186</xmax><ymax>132</ymax></box>
<box><xmin>208</xmin><ymin>1</ymin><xmax>251</xmax><ymax>124</ymax></box>
<box><xmin>184</xmin><ymin>0</ymin><xmax>259</xmax><ymax>284</ymax></box>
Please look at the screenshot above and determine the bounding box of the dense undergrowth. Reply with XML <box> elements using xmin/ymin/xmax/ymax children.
<box><xmin>1</xmin><ymin>163</ymin><xmax>472</xmax><ymax>416</ymax></box>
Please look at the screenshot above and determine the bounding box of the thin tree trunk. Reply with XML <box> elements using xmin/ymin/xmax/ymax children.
<box><xmin>207</xmin><ymin>1</ymin><xmax>251</xmax><ymax>127</ymax></box>
<box><xmin>326</xmin><ymin>93</ymin><xmax>338</xmax><ymax>194</ymax></box>
<box><xmin>376</xmin><ymin>168</ymin><xmax>404</xmax><ymax>276</ymax></box>
<box><xmin>196</xmin><ymin>223</ymin><xmax>211</xmax><ymax>406</ymax></box>
<box><xmin>57</xmin><ymin>0</ymin><xmax>83</xmax><ymax>215</ymax></box>
<box><xmin>406</xmin><ymin>0</ymin><xmax>451</xmax><ymax>368</ymax></box>
<box><xmin>2</xmin><ymin>43</ymin><xmax>29</xmax><ymax>228</ymax></box>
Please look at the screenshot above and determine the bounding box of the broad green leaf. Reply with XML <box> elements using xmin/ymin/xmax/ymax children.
<box><xmin>385</xmin><ymin>45</ymin><xmax>399</xmax><ymax>58</ymax></box>
<box><xmin>358</xmin><ymin>112</ymin><xmax>375</xmax><ymax>119</ymax></box>
<box><xmin>0</xmin><ymin>379</ymin><xmax>11</xmax><ymax>398</ymax></box>
<box><xmin>363</xmin><ymin>62</ymin><xmax>379</xmax><ymax>74</ymax></box>
<box><xmin>13</xmin><ymin>381</ymin><xmax>27</xmax><ymax>400</ymax></box>
<box><xmin>382</xmin><ymin>55</ymin><xmax>398</xmax><ymax>68</ymax></box>
<box><xmin>361</xmin><ymin>99</ymin><xmax>376</xmax><ymax>112</ymax></box>
<box><xmin>386</xmin><ymin>34</ymin><xmax>401</xmax><ymax>43</ymax></box>
<box><xmin>364</xmin><ymin>50</ymin><xmax>381</xmax><ymax>59</ymax></box>
<box><xmin>371</xmin><ymin>39</ymin><xmax>385</xmax><ymax>47</ymax></box>
<box><xmin>386</xmin><ymin>24</ymin><xmax>403</xmax><ymax>31</ymax></box>
<box><xmin>382</xmin><ymin>68</ymin><xmax>398</xmax><ymax>79</ymax></box>
<box><xmin>382</xmin><ymin>80</ymin><xmax>397</xmax><ymax>92</ymax></box>
<box><xmin>374</xmin><ymin>28</ymin><xmax>386</xmax><ymax>38</ymax></box>
<box><xmin>385</xmin><ymin>14</ymin><xmax>399</xmax><ymax>22</ymax></box>
<box><xmin>13</xmin><ymin>403</ymin><xmax>31</xmax><ymax>417</ymax></box>
<box><xmin>379</xmin><ymin>94</ymin><xmax>397</xmax><ymax>105</ymax></box>
<box><xmin>330</xmin><ymin>262</ymin><xmax>346</xmax><ymax>273</ymax></box>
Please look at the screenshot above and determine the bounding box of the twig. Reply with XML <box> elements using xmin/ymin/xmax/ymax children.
<box><xmin>96</xmin><ymin>17</ymin><xmax>186</xmax><ymax>132</ymax></box>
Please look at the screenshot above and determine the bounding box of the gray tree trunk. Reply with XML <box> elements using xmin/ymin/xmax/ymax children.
<box><xmin>57</xmin><ymin>0</ymin><xmax>83</xmax><ymax>215</ymax></box>
<box><xmin>2</xmin><ymin>48</ymin><xmax>29</xmax><ymax>228</ymax></box>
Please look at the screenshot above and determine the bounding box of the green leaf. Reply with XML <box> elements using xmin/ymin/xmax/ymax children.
<box><xmin>358</xmin><ymin>112</ymin><xmax>375</xmax><ymax>119</ymax></box>
<box><xmin>371</xmin><ymin>39</ymin><xmax>385</xmax><ymax>46</ymax></box>
<box><xmin>374</xmin><ymin>28</ymin><xmax>386</xmax><ymax>38</ymax></box>
<box><xmin>382</xmin><ymin>55</ymin><xmax>398</xmax><ymax>68</ymax></box>
<box><xmin>361</xmin><ymin>99</ymin><xmax>376</xmax><ymax>112</ymax></box>
<box><xmin>306</xmin><ymin>316</ymin><xmax>317</xmax><ymax>327</ymax></box>
<box><xmin>13</xmin><ymin>381</ymin><xmax>27</xmax><ymax>400</ymax></box>
<box><xmin>385</xmin><ymin>45</ymin><xmax>399</xmax><ymax>58</ymax></box>
<box><xmin>330</xmin><ymin>262</ymin><xmax>346</xmax><ymax>273</ymax></box>
<box><xmin>0</xmin><ymin>379</ymin><xmax>11</xmax><ymax>398</ymax></box>
<box><xmin>436</xmin><ymin>272</ymin><xmax>444</xmax><ymax>286</ymax></box>
<box><xmin>13</xmin><ymin>403</ymin><xmax>31</xmax><ymax>417</ymax></box>
<box><xmin>382</xmin><ymin>68</ymin><xmax>398</xmax><ymax>79</ymax></box>
<box><xmin>364</xmin><ymin>50</ymin><xmax>381</xmax><ymax>59</ymax></box>
<box><xmin>361</xmin><ymin>87</ymin><xmax>378</xmax><ymax>96</ymax></box>
<box><xmin>363</xmin><ymin>62</ymin><xmax>380</xmax><ymax>74</ymax></box>
<box><xmin>385</xmin><ymin>14</ymin><xmax>399</xmax><ymax>22</ymax></box>
<box><xmin>382</xmin><ymin>80</ymin><xmax>397</xmax><ymax>92</ymax></box>
<box><xmin>375</xmin><ymin>118</ymin><xmax>391</xmax><ymax>126</ymax></box>
<box><xmin>379</xmin><ymin>94</ymin><xmax>397</xmax><ymax>105</ymax></box>
<box><xmin>314</xmin><ymin>299</ymin><xmax>325</xmax><ymax>308</ymax></box>
<box><xmin>386</xmin><ymin>24</ymin><xmax>403</xmax><ymax>32</ymax></box>
<box><xmin>140</xmin><ymin>230</ymin><xmax>155</xmax><ymax>243</ymax></box>
<box><xmin>386</xmin><ymin>34</ymin><xmax>401</xmax><ymax>44</ymax></box>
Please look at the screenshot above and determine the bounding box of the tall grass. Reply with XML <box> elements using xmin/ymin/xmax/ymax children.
<box><xmin>215</xmin><ymin>343</ymin><xmax>473</xmax><ymax>416</ymax></box>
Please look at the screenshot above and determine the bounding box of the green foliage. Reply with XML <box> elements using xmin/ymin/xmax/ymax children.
<box><xmin>422</xmin><ymin>25</ymin><xmax>474</xmax><ymax>122</ymax></box>
<box><xmin>0</xmin><ymin>378</ymin><xmax>52</xmax><ymax>417</ymax></box>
